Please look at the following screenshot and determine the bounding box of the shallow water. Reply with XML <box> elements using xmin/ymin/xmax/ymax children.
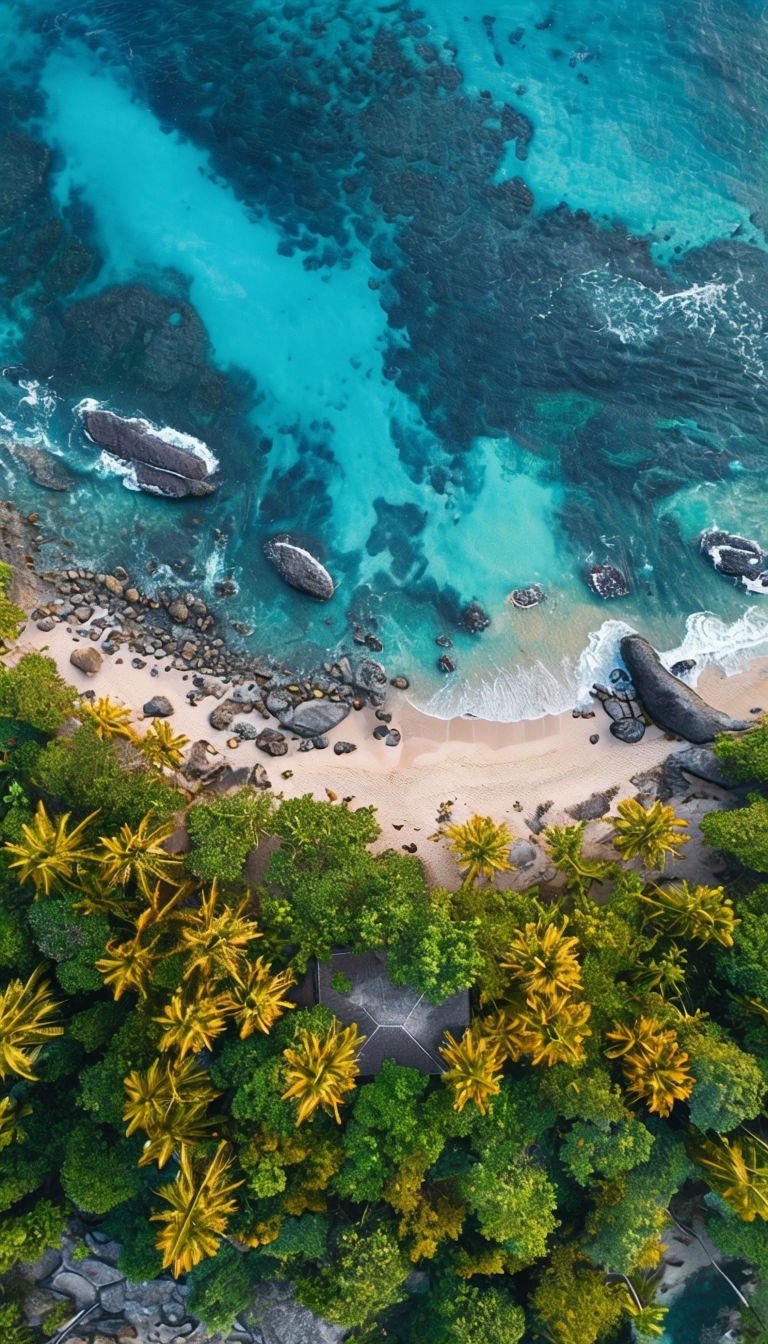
<box><xmin>2</xmin><ymin>0</ymin><xmax>768</xmax><ymax>717</ymax></box>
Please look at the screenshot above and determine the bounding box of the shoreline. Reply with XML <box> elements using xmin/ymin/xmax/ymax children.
<box><xmin>10</xmin><ymin>605</ymin><xmax>768</xmax><ymax>890</ymax></box>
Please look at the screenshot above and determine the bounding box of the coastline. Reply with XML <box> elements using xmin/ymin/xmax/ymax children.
<box><xmin>10</xmin><ymin>609</ymin><xmax>768</xmax><ymax>890</ymax></box>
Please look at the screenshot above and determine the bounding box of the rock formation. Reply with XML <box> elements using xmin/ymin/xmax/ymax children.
<box><xmin>81</xmin><ymin>408</ymin><xmax>217</xmax><ymax>499</ymax></box>
<box><xmin>263</xmin><ymin>536</ymin><xmax>334</xmax><ymax>600</ymax></box>
<box><xmin>620</xmin><ymin>634</ymin><xmax>751</xmax><ymax>744</ymax></box>
<box><xmin>699</xmin><ymin>529</ymin><xmax>768</xmax><ymax>593</ymax></box>
<box><xmin>586</xmin><ymin>564</ymin><xmax>630</xmax><ymax>599</ymax></box>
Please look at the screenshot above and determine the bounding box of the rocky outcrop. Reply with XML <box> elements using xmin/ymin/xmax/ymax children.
<box><xmin>591</xmin><ymin>675</ymin><xmax>646</xmax><ymax>742</ymax></box>
<box><xmin>81</xmin><ymin>408</ymin><xmax>217</xmax><ymax>499</ymax></box>
<box><xmin>620</xmin><ymin>634</ymin><xmax>752</xmax><ymax>744</ymax></box>
<box><xmin>461</xmin><ymin>601</ymin><xmax>490</xmax><ymax>633</ymax></box>
<box><xmin>263</xmin><ymin>536</ymin><xmax>334</xmax><ymax>600</ymax></box>
<box><xmin>700</xmin><ymin>529</ymin><xmax>765</xmax><ymax>577</ymax></box>
<box><xmin>14</xmin><ymin>444</ymin><xmax>74</xmax><ymax>491</ymax></box>
<box><xmin>586</xmin><ymin>564</ymin><xmax>630</xmax><ymax>599</ymax></box>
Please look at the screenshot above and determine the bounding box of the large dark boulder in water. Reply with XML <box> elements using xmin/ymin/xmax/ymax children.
<box><xmin>587</xmin><ymin>564</ymin><xmax>630</xmax><ymax>599</ymax></box>
<box><xmin>263</xmin><ymin>536</ymin><xmax>334</xmax><ymax>600</ymax></box>
<box><xmin>699</xmin><ymin>529</ymin><xmax>765</xmax><ymax>578</ymax></box>
<box><xmin>81</xmin><ymin>408</ymin><xmax>216</xmax><ymax>499</ymax></box>
<box><xmin>620</xmin><ymin>635</ymin><xmax>751</xmax><ymax>744</ymax></box>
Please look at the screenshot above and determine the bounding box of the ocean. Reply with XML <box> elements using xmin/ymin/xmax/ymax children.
<box><xmin>2</xmin><ymin>0</ymin><xmax>768</xmax><ymax>721</ymax></box>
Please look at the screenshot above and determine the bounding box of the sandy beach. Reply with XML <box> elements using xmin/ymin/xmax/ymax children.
<box><xmin>9</xmin><ymin>609</ymin><xmax>767</xmax><ymax>890</ymax></box>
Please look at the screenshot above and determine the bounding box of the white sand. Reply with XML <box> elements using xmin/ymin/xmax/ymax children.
<box><xmin>9</xmin><ymin>617</ymin><xmax>768</xmax><ymax>888</ymax></box>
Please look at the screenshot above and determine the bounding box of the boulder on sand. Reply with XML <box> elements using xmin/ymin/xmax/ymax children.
<box><xmin>142</xmin><ymin>695</ymin><xmax>174</xmax><ymax>717</ymax></box>
<box><xmin>620</xmin><ymin>634</ymin><xmax>752</xmax><ymax>744</ymax></box>
<box><xmin>278</xmin><ymin>700</ymin><xmax>351</xmax><ymax>738</ymax></box>
<box><xmin>263</xmin><ymin>536</ymin><xmax>335</xmax><ymax>600</ymax></box>
<box><xmin>70</xmin><ymin>646</ymin><xmax>102</xmax><ymax>675</ymax></box>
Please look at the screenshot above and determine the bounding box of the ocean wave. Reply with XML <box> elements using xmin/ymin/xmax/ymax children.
<box><xmin>18</xmin><ymin>378</ymin><xmax>57</xmax><ymax>417</ymax></box>
<box><xmin>578</xmin><ymin>268</ymin><xmax>766</xmax><ymax>379</ymax></box>
<box><xmin>94</xmin><ymin>450</ymin><xmax>140</xmax><ymax>491</ymax></box>
<box><xmin>411</xmin><ymin>609</ymin><xmax>768</xmax><ymax>723</ymax></box>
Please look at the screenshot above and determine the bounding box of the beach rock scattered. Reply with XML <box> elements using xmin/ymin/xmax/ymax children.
<box><xmin>438</xmin><ymin>654</ymin><xmax>455</xmax><ymax>674</ymax></box>
<box><xmin>142</xmin><ymin>695</ymin><xmax>173</xmax><ymax>717</ymax></box>
<box><xmin>208</xmin><ymin>700</ymin><xmax>242</xmax><ymax>732</ymax></box>
<box><xmin>586</xmin><ymin>564</ymin><xmax>630</xmax><ymax>599</ymax></box>
<box><xmin>610</xmin><ymin>717</ymin><xmax>646</xmax><ymax>743</ymax></box>
<box><xmin>263</xmin><ymin>535</ymin><xmax>334</xmax><ymax>600</ymax></box>
<box><xmin>70</xmin><ymin>646</ymin><xmax>103</xmax><ymax>675</ymax></box>
<box><xmin>81</xmin><ymin>407</ymin><xmax>217</xmax><ymax>499</ymax></box>
<box><xmin>665</xmin><ymin>745</ymin><xmax>736</xmax><ymax>790</ymax></box>
<box><xmin>510</xmin><ymin>583</ymin><xmax>546</xmax><ymax>608</ymax></box>
<box><xmin>181</xmin><ymin>740</ymin><xmax>227</xmax><ymax>783</ymax></box>
<box><xmin>670</xmin><ymin>659</ymin><xmax>696</xmax><ymax>679</ymax></box>
<box><xmin>333</xmin><ymin>740</ymin><xmax>357</xmax><ymax>755</ymax></box>
<box><xmin>591</xmin><ymin>680</ymin><xmax>645</xmax><ymax>741</ymax></box>
<box><xmin>461</xmin><ymin>601</ymin><xmax>490</xmax><ymax>633</ymax></box>
<box><xmin>353</xmin><ymin>657</ymin><xmax>388</xmax><ymax>705</ymax></box>
<box><xmin>390</xmin><ymin>675</ymin><xmax>409</xmax><ymax>689</ymax></box>
<box><xmin>620</xmin><ymin>634</ymin><xmax>752</xmax><ymax>744</ymax></box>
<box><xmin>435</xmin><ymin>634</ymin><xmax>452</xmax><ymax>647</ymax></box>
<box><xmin>567</xmin><ymin>786</ymin><xmax>619</xmax><ymax>821</ymax></box>
<box><xmin>255</xmin><ymin>728</ymin><xmax>289</xmax><ymax>757</ymax></box>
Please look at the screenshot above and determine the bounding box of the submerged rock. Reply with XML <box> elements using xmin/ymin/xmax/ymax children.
<box><xmin>81</xmin><ymin>407</ymin><xmax>217</xmax><ymax>499</ymax></box>
<box><xmin>15</xmin><ymin>444</ymin><xmax>74</xmax><ymax>491</ymax></box>
<box><xmin>586</xmin><ymin>564</ymin><xmax>630</xmax><ymax>599</ymax></box>
<box><xmin>462</xmin><ymin>601</ymin><xmax>490</xmax><ymax>633</ymax></box>
<box><xmin>620</xmin><ymin>634</ymin><xmax>752</xmax><ymax>744</ymax></box>
<box><xmin>264</xmin><ymin>535</ymin><xmax>335</xmax><ymax>600</ymax></box>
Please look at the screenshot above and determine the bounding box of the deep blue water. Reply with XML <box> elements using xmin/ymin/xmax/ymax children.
<box><xmin>2</xmin><ymin>0</ymin><xmax>768</xmax><ymax>717</ymax></box>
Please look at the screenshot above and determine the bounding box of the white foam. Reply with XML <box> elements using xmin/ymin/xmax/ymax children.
<box><xmin>18</xmin><ymin>378</ymin><xmax>57</xmax><ymax>416</ymax></box>
<box><xmin>412</xmin><ymin>609</ymin><xmax>768</xmax><ymax>723</ymax></box>
<box><xmin>95</xmin><ymin>450</ymin><xmax>140</xmax><ymax>491</ymax></box>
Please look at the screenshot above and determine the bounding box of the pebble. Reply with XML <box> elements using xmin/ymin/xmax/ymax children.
<box><xmin>385</xmin><ymin>729</ymin><xmax>401</xmax><ymax>746</ymax></box>
<box><xmin>373</xmin><ymin>724</ymin><xmax>389</xmax><ymax>740</ymax></box>
<box><xmin>589</xmin><ymin>734</ymin><xmax>599</xmax><ymax>744</ymax></box>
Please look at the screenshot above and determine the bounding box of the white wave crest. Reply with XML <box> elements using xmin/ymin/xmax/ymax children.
<box><xmin>18</xmin><ymin>378</ymin><xmax>57</xmax><ymax>416</ymax></box>
<box><xmin>95</xmin><ymin>450</ymin><xmax>140</xmax><ymax>491</ymax></box>
<box><xmin>412</xmin><ymin>609</ymin><xmax>768</xmax><ymax>723</ymax></box>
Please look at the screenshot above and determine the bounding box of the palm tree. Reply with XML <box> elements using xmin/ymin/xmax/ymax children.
<box><xmin>96</xmin><ymin>814</ymin><xmax>184</xmax><ymax>900</ymax></box>
<box><xmin>96</xmin><ymin>910</ymin><xmax>161</xmax><ymax>1000</ymax></box>
<box><xmin>444</xmin><ymin>815</ymin><xmax>515</xmax><ymax>886</ymax></box>
<box><xmin>543</xmin><ymin>822</ymin><xmax>617</xmax><ymax>900</ymax></box>
<box><xmin>687</xmin><ymin>1129</ymin><xmax>768</xmax><ymax>1222</ymax></box>
<box><xmin>439</xmin><ymin>1027</ymin><xmax>504</xmax><ymax>1114</ymax></box>
<box><xmin>639</xmin><ymin>880</ymin><xmax>737</xmax><ymax>947</ymax></box>
<box><xmin>123</xmin><ymin>1057</ymin><xmax>222</xmax><ymax>1168</ymax></box>
<box><xmin>81</xmin><ymin>694</ymin><xmax>135</xmax><ymax>741</ymax></box>
<box><xmin>608</xmin><ymin>799</ymin><xmax>689</xmax><ymax>871</ymax></box>
<box><xmin>5</xmin><ymin>800</ymin><xmax>98</xmax><ymax>898</ymax></box>
<box><xmin>500</xmin><ymin>917</ymin><xmax>583</xmax><ymax>999</ymax></box>
<box><xmin>154</xmin><ymin>990</ymin><xmax>230</xmax><ymax>1058</ymax></box>
<box><xmin>282</xmin><ymin>1020</ymin><xmax>364</xmax><ymax>1124</ymax></box>
<box><xmin>174</xmin><ymin>884</ymin><xmax>261</xmax><ymax>985</ymax></box>
<box><xmin>508</xmin><ymin>991</ymin><xmax>592</xmax><ymax>1068</ymax></box>
<box><xmin>139</xmin><ymin>719</ymin><xmax>190</xmax><ymax>771</ymax></box>
<box><xmin>152</xmin><ymin>1140</ymin><xmax>242</xmax><ymax>1276</ymax></box>
<box><xmin>222</xmin><ymin>957</ymin><xmax>296</xmax><ymax>1038</ymax></box>
<box><xmin>0</xmin><ymin>967</ymin><xmax>63</xmax><ymax>1081</ymax></box>
<box><xmin>0</xmin><ymin>1094</ymin><xmax>31</xmax><ymax>1150</ymax></box>
<box><xmin>627</xmin><ymin>944</ymin><xmax>688</xmax><ymax>1002</ymax></box>
<box><xmin>605</xmin><ymin>1016</ymin><xmax>693</xmax><ymax>1117</ymax></box>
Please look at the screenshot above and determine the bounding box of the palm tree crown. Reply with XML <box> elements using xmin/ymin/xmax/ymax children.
<box><xmin>639</xmin><ymin>880</ymin><xmax>737</xmax><ymax>947</ymax></box>
<box><xmin>688</xmin><ymin>1129</ymin><xmax>768</xmax><ymax>1222</ymax></box>
<box><xmin>5</xmin><ymin>800</ymin><xmax>98</xmax><ymax>898</ymax></box>
<box><xmin>139</xmin><ymin>719</ymin><xmax>190</xmax><ymax>771</ymax></box>
<box><xmin>500</xmin><ymin>917</ymin><xmax>583</xmax><ymax>999</ymax></box>
<box><xmin>609</xmin><ymin>799</ymin><xmax>689</xmax><ymax>871</ymax></box>
<box><xmin>152</xmin><ymin>1140</ymin><xmax>242</xmax><ymax>1276</ymax></box>
<box><xmin>96</xmin><ymin>814</ymin><xmax>184</xmax><ymax>900</ymax></box>
<box><xmin>174</xmin><ymin>883</ymin><xmax>261</xmax><ymax>985</ymax></box>
<box><xmin>439</xmin><ymin>1027</ymin><xmax>504</xmax><ymax>1114</ymax></box>
<box><xmin>444</xmin><ymin>815</ymin><xmax>515</xmax><ymax>886</ymax></box>
<box><xmin>222</xmin><ymin>957</ymin><xmax>296</xmax><ymax>1038</ymax></box>
<box><xmin>0</xmin><ymin>967</ymin><xmax>63</xmax><ymax>1081</ymax></box>
<box><xmin>282</xmin><ymin>1021</ymin><xmax>364</xmax><ymax>1124</ymax></box>
<box><xmin>81</xmin><ymin>694</ymin><xmax>136</xmax><ymax>741</ymax></box>
<box><xmin>605</xmin><ymin>1015</ymin><xmax>694</xmax><ymax>1117</ymax></box>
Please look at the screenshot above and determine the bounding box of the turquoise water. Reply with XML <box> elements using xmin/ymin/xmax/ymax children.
<box><xmin>2</xmin><ymin>0</ymin><xmax>768</xmax><ymax>716</ymax></box>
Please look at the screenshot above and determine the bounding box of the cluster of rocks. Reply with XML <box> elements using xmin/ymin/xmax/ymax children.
<box><xmin>592</xmin><ymin>670</ymin><xmax>648</xmax><ymax>743</ymax></box>
<box><xmin>700</xmin><ymin>528</ymin><xmax>768</xmax><ymax>594</ymax></box>
<box><xmin>510</xmin><ymin>583</ymin><xmax>546</xmax><ymax>608</ymax></box>
<box><xmin>82</xmin><ymin>408</ymin><xmax>217</xmax><ymax>500</ymax></box>
<box><xmin>11</xmin><ymin>1221</ymin><xmax>343</xmax><ymax>1344</ymax></box>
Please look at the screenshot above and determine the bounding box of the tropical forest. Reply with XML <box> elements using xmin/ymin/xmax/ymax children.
<box><xmin>0</xmin><ymin>613</ymin><xmax>767</xmax><ymax>1343</ymax></box>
